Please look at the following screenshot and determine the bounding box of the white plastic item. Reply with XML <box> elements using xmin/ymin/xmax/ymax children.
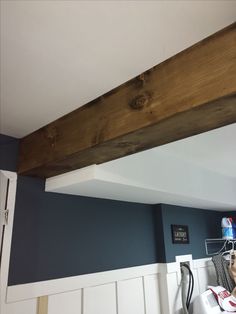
<box><xmin>209</xmin><ymin>286</ymin><xmax>236</xmax><ymax>312</ymax></box>
<box><xmin>192</xmin><ymin>290</ymin><xmax>222</xmax><ymax>314</ymax></box>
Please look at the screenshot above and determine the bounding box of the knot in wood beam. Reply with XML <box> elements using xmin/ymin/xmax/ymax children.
<box><xmin>44</xmin><ymin>126</ymin><xmax>58</xmax><ymax>148</ymax></box>
<box><xmin>130</xmin><ymin>93</ymin><xmax>151</xmax><ymax>110</ymax></box>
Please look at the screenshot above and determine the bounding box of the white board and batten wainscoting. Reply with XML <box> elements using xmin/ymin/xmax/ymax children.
<box><xmin>0</xmin><ymin>171</ymin><xmax>218</xmax><ymax>314</ymax></box>
<box><xmin>5</xmin><ymin>256</ymin><xmax>216</xmax><ymax>314</ymax></box>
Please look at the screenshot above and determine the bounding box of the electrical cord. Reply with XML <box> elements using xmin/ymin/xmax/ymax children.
<box><xmin>181</xmin><ymin>265</ymin><xmax>189</xmax><ymax>314</ymax></box>
<box><xmin>181</xmin><ymin>263</ymin><xmax>194</xmax><ymax>312</ymax></box>
<box><xmin>187</xmin><ymin>268</ymin><xmax>194</xmax><ymax>308</ymax></box>
<box><xmin>186</xmin><ymin>268</ymin><xmax>192</xmax><ymax>307</ymax></box>
<box><xmin>189</xmin><ymin>269</ymin><xmax>194</xmax><ymax>307</ymax></box>
<box><xmin>183</xmin><ymin>263</ymin><xmax>194</xmax><ymax>308</ymax></box>
<box><xmin>185</xmin><ymin>264</ymin><xmax>194</xmax><ymax>309</ymax></box>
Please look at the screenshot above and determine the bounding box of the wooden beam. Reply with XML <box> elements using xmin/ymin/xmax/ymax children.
<box><xmin>18</xmin><ymin>23</ymin><xmax>236</xmax><ymax>178</ymax></box>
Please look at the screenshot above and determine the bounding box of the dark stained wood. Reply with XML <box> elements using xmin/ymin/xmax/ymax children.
<box><xmin>18</xmin><ymin>23</ymin><xmax>236</xmax><ymax>178</ymax></box>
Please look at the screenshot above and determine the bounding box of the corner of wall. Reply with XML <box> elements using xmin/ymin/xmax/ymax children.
<box><xmin>152</xmin><ymin>204</ymin><xmax>166</xmax><ymax>263</ymax></box>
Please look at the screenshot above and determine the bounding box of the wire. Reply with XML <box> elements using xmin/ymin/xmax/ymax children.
<box><xmin>186</xmin><ymin>269</ymin><xmax>191</xmax><ymax>307</ymax></box>
<box><xmin>181</xmin><ymin>263</ymin><xmax>194</xmax><ymax>310</ymax></box>
<box><xmin>181</xmin><ymin>265</ymin><xmax>189</xmax><ymax>314</ymax></box>
<box><xmin>188</xmin><ymin>269</ymin><xmax>194</xmax><ymax>308</ymax></box>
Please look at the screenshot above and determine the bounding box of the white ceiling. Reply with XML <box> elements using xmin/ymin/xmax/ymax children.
<box><xmin>1</xmin><ymin>0</ymin><xmax>236</xmax><ymax>138</ymax></box>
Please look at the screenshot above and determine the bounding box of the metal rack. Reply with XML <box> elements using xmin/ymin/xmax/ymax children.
<box><xmin>205</xmin><ymin>238</ymin><xmax>236</xmax><ymax>256</ymax></box>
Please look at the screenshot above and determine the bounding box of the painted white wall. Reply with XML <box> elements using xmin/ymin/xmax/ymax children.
<box><xmin>1</xmin><ymin>0</ymin><xmax>236</xmax><ymax>137</ymax></box>
<box><xmin>84</xmin><ymin>283</ymin><xmax>117</xmax><ymax>314</ymax></box>
<box><xmin>48</xmin><ymin>290</ymin><xmax>81</xmax><ymax>314</ymax></box>
<box><xmin>6</xmin><ymin>299</ymin><xmax>37</xmax><ymax>314</ymax></box>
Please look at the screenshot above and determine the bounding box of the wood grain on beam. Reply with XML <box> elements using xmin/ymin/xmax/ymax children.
<box><xmin>18</xmin><ymin>23</ymin><xmax>236</xmax><ymax>178</ymax></box>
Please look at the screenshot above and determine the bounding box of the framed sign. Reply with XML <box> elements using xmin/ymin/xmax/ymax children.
<box><xmin>171</xmin><ymin>225</ymin><xmax>189</xmax><ymax>244</ymax></box>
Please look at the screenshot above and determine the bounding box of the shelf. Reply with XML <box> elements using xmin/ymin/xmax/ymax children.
<box><xmin>205</xmin><ymin>238</ymin><xmax>236</xmax><ymax>256</ymax></box>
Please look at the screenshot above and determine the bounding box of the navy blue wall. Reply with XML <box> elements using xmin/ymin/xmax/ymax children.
<box><xmin>161</xmin><ymin>204</ymin><xmax>223</xmax><ymax>262</ymax></box>
<box><xmin>0</xmin><ymin>134</ymin><xmax>163</xmax><ymax>285</ymax></box>
<box><xmin>153</xmin><ymin>205</ymin><xmax>166</xmax><ymax>262</ymax></box>
<box><xmin>9</xmin><ymin>175</ymin><xmax>160</xmax><ymax>285</ymax></box>
<box><xmin>0</xmin><ymin>134</ymin><xmax>19</xmax><ymax>172</ymax></box>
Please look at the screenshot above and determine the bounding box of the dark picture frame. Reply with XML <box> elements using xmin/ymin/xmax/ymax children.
<box><xmin>171</xmin><ymin>224</ymin><xmax>189</xmax><ymax>244</ymax></box>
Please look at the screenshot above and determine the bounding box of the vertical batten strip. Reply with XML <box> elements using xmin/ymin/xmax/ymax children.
<box><xmin>37</xmin><ymin>296</ymin><xmax>48</xmax><ymax>314</ymax></box>
<box><xmin>81</xmin><ymin>288</ymin><xmax>84</xmax><ymax>314</ymax></box>
<box><xmin>142</xmin><ymin>277</ymin><xmax>147</xmax><ymax>314</ymax></box>
<box><xmin>115</xmin><ymin>281</ymin><xmax>119</xmax><ymax>314</ymax></box>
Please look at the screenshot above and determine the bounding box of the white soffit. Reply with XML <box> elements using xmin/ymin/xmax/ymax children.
<box><xmin>46</xmin><ymin>124</ymin><xmax>236</xmax><ymax>210</ymax></box>
<box><xmin>160</xmin><ymin>123</ymin><xmax>236</xmax><ymax>178</ymax></box>
<box><xmin>1</xmin><ymin>0</ymin><xmax>236</xmax><ymax>137</ymax></box>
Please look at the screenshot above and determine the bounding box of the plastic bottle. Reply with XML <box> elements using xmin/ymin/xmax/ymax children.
<box><xmin>233</xmin><ymin>220</ymin><xmax>236</xmax><ymax>239</ymax></box>
<box><xmin>222</xmin><ymin>217</ymin><xmax>234</xmax><ymax>239</ymax></box>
